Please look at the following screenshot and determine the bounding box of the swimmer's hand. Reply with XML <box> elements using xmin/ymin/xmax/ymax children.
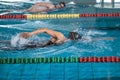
<box><xmin>20</xmin><ymin>32</ymin><xmax>31</xmax><ymax>39</ymax></box>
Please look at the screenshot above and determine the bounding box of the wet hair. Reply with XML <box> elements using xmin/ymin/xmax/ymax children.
<box><xmin>68</xmin><ymin>32</ymin><xmax>82</xmax><ymax>40</ymax></box>
<box><xmin>59</xmin><ymin>2</ymin><xmax>66</xmax><ymax>7</ymax></box>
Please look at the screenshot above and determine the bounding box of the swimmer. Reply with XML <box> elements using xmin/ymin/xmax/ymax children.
<box><xmin>20</xmin><ymin>28</ymin><xmax>115</xmax><ymax>47</ymax></box>
<box><xmin>0</xmin><ymin>28</ymin><xmax>115</xmax><ymax>50</ymax></box>
<box><xmin>19</xmin><ymin>2</ymin><xmax>65</xmax><ymax>13</ymax></box>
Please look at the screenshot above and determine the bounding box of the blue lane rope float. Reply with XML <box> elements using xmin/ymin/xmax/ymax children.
<box><xmin>0</xmin><ymin>13</ymin><xmax>120</xmax><ymax>20</ymax></box>
<box><xmin>0</xmin><ymin>56</ymin><xmax>120</xmax><ymax>64</ymax></box>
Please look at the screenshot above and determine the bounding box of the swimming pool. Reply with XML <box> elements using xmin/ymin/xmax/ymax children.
<box><xmin>0</xmin><ymin>1</ymin><xmax>120</xmax><ymax>80</ymax></box>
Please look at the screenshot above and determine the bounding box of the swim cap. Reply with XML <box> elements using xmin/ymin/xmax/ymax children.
<box><xmin>68</xmin><ymin>32</ymin><xmax>82</xmax><ymax>40</ymax></box>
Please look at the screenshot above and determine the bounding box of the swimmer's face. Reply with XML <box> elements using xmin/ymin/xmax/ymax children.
<box><xmin>56</xmin><ymin>3</ymin><xmax>65</xmax><ymax>9</ymax></box>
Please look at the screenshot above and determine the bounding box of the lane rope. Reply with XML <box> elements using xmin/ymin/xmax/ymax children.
<box><xmin>0</xmin><ymin>13</ymin><xmax>120</xmax><ymax>19</ymax></box>
<box><xmin>0</xmin><ymin>56</ymin><xmax>120</xmax><ymax>64</ymax></box>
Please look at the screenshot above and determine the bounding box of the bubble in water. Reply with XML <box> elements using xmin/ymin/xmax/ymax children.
<box><xmin>11</xmin><ymin>33</ymin><xmax>29</xmax><ymax>48</ymax></box>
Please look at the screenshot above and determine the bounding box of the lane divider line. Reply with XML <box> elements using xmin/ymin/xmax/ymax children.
<box><xmin>0</xmin><ymin>13</ymin><xmax>120</xmax><ymax>19</ymax></box>
<box><xmin>0</xmin><ymin>56</ymin><xmax>119</xmax><ymax>64</ymax></box>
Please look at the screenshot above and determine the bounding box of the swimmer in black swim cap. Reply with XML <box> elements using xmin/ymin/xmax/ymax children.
<box><xmin>0</xmin><ymin>28</ymin><xmax>115</xmax><ymax>50</ymax></box>
<box><xmin>20</xmin><ymin>28</ymin><xmax>82</xmax><ymax>47</ymax></box>
<box><xmin>68</xmin><ymin>32</ymin><xmax>82</xmax><ymax>40</ymax></box>
<box><xmin>20</xmin><ymin>28</ymin><xmax>114</xmax><ymax>48</ymax></box>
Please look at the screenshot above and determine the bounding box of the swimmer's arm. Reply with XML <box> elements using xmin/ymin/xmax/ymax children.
<box><xmin>20</xmin><ymin>30</ymin><xmax>43</xmax><ymax>39</ymax></box>
<box><xmin>20</xmin><ymin>28</ymin><xmax>54</xmax><ymax>38</ymax></box>
<box><xmin>20</xmin><ymin>29</ymin><xmax>44</xmax><ymax>39</ymax></box>
<box><xmin>28</xmin><ymin>28</ymin><xmax>48</xmax><ymax>36</ymax></box>
<box><xmin>35</xmin><ymin>2</ymin><xmax>52</xmax><ymax>8</ymax></box>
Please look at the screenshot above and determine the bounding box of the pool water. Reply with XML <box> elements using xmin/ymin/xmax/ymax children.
<box><xmin>0</xmin><ymin>1</ymin><xmax>120</xmax><ymax>80</ymax></box>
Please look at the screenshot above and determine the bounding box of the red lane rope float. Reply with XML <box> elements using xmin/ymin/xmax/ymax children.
<box><xmin>0</xmin><ymin>14</ymin><xmax>27</xmax><ymax>19</ymax></box>
<box><xmin>0</xmin><ymin>13</ymin><xmax>120</xmax><ymax>19</ymax></box>
<box><xmin>0</xmin><ymin>56</ymin><xmax>120</xmax><ymax>64</ymax></box>
<box><xmin>79</xmin><ymin>56</ymin><xmax>120</xmax><ymax>63</ymax></box>
<box><xmin>79</xmin><ymin>13</ymin><xmax>120</xmax><ymax>17</ymax></box>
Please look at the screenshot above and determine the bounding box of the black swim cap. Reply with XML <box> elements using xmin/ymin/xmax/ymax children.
<box><xmin>68</xmin><ymin>32</ymin><xmax>82</xmax><ymax>40</ymax></box>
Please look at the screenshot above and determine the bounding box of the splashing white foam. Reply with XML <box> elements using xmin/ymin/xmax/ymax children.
<box><xmin>87</xmin><ymin>30</ymin><xmax>106</xmax><ymax>36</ymax></box>
<box><xmin>10</xmin><ymin>34</ymin><xmax>29</xmax><ymax>48</ymax></box>
<box><xmin>67</xmin><ymin>1</ymin><xmax>76</xmax><ymax>5</ymax></box>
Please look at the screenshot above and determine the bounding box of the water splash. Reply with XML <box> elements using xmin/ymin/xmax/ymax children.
<box><xmin>10</xmin><ymin>33</ymin><xmax>29</xmax><ymax>48</ymax></box>
<box><xmin>67</xmin><ymin>1</ymin><xmax>76</xmax><ymax>5</ymax></box>
<box><xmin>87</xmin><ymin>30</ymin><xmax>106</xmax><ymax>36</ymax></box>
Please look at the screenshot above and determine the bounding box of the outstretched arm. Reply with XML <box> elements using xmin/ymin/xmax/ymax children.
<box><xmin>20</xmin><ymin>28</ymin><xmax>58</xmax><ymax>39</ymax></box>
<box><xmin>35</xmin><ymin>2</ymin><xmax>52</xmax><ymax>7</ymax></box>
<box><xmin>29</xmin><ymin>28</ymin><xmax>47</xmax><ymax>36</ymax></box>
<box><xmin>20</xmin><ymin>28</ymin><xmax>47</xmax><ymax>38</ymax></box>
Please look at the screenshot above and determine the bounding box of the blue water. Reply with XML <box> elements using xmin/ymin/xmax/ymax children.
<box><xmin>0</xmin><ymin>1</ymin><xmax>120</xmax><ymax>80</ymax></box>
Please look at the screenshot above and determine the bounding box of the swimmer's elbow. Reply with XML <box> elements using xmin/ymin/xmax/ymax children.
<box><xmin>37</xmin><ymin>28</ymin><xmax>49</xmax><ymax>33</ymax></box>
<box><xmin>38</xmin><ymin>28</ymin><xmax>48</xmax><ymax>31</ymax></box>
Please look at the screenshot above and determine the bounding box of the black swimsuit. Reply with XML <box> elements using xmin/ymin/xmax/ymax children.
<box><xmin>41</xmin><ymin>40</ymin><xmax>54</xmax><ymax>47</ymax></box>
<box><xmin>24</xmin><ymin>40</ymin><xmax>54</xmax><ymax>48</ymax></box>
